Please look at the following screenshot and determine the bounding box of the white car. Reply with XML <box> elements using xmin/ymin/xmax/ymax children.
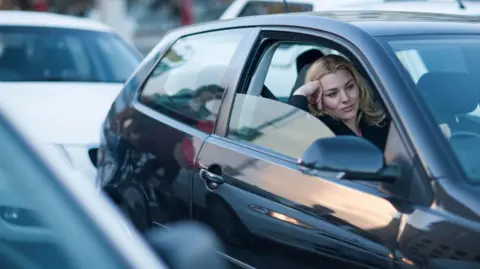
<box><xmin>0</xmin><ymin>11</ymin><xmax>143</xmax><ymax>186</ymax></box>
<box><xmin>219</xmin><ymin>0</ymin><xmax>379</xmax><ymax>20</ymax></box>
<box><xmin>220</xmin><ymin>0</ymin><xmax>480</xmax><ymax>20</ymax></box>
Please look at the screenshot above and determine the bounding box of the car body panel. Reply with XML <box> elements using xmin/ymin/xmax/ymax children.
<box><xmin>194</xmin><ymin>136</ymin><xmax>400</xmax><ymax>269</ymax></box>
<box><xmin>97</xmin><ymin>27</ymin><xmax>260</xmax><ymax>231</ymax></box>
<box><xmin>0</xmin><ymin>82</ymin><xmax>122</xmax><ymax>145</ymax></box>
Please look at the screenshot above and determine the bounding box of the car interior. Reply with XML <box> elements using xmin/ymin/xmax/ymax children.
<box><xmin>392</xmin><ymin>43</ymin><xmax>480</xmax><ymax>181</ymax></box>
<box><xmin>416</xmin><ymin>71</ymin><xmax>480</xmax><ymax>180</ymax></box>
<box><xmin>257</xmin><ymin>42</ymin><xmax>386</xmax><ymax>118</ymax></box>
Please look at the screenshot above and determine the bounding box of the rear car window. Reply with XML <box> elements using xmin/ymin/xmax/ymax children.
<box><xmin>238</xmin><ymin>1</ymin><xmax>313</xmax><ymax>17</ymax></box>
<box><xmin>0</xmin><ymin>26</ymin><xmax>142</xmax><ymax>83</ymax></box>
<box><xmin>139</xmin><ymin>29</ymin><xmax>249</xmax><ymax>132</ymax></box>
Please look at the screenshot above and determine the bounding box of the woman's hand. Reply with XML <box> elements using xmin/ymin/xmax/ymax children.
<box><xmin>293</xmin><ymin>80</ymin><xmax>323</xmax><ymax>108</ymax></box>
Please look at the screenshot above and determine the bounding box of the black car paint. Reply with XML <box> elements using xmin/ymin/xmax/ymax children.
<box><xmin>97</xmin><ymin>11</ymin><xmax>480</xmax><ymax>269</ymax></box>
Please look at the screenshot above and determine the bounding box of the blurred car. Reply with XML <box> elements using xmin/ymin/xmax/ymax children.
<box><xmin>219</xmin><ymin>0</ymin><xmax>480</xmax><ymax>20</ymax></box>
<box><xmin>0</xmin><ymin>11</ymin><xmax>144</xmax><ymax>186</ymax></box>
<box><xmin>0</xmin><ymin>102</ymin><xmax>226</xmax><ymax>269</ymax></box>
<box><xmin>98</xmin><ymin>10</ymin><xmax>480</xmax><ymax>269</ymax></box>
<box><xmin>219</xmin><ymin>0</ymin><xmax>379</xmax><ymax>19</ymax></box>
<box><xmin>0</xmin><ymin>104</ymin><xmax>164</xmax><ymax>268</ymax></box>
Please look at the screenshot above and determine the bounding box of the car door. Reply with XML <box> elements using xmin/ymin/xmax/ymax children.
<box><xmin>191</xmin><ymin>30</ymin><xmax>413</xmax><ymax>269</ymax></box>
<box><xmin>101</xmin><ymin>27</ymin><xmax>257</xmax><ymax>231</ymax></box>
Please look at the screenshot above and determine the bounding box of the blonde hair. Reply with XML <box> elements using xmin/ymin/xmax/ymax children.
<box><xmin>304</xmin><ymin>54</ymin><xmax>386</xmax><ymax>126</ymax></box>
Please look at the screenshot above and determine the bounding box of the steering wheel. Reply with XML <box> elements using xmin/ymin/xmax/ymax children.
<box><xmin>449</xmin><ymin>131</ymin><xmax>480</xmax><ymax>141</ymax></box>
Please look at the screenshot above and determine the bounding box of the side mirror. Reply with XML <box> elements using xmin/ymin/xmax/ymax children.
<box><xmin>298</xmin><ymin>136</ymin><xmax>400</xmax><ymax>182</ymax></box>
<box><xmin>146</xmin><ymin>221</ymin><xmax>226</xmax><ymax>269</ymax></box>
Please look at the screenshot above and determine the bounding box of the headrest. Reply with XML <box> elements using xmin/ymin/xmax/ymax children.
<box><xmin>292</xmin><ymin>62</ymin><xmax>312</xmax><ymax>94</ymax></box>
<box><xmin>416</xmin><ymin>72</ymin><xmax>479</xmax><ymax>118</ymax></box>
<box><xmin>296</xmin><ymin>49</ymin><xmax>325</xmax><ymax>73</ymax></box>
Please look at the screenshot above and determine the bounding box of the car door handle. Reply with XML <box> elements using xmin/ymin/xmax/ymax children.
<box><xmin>199</xmin><ymin>169</ymin><xmax>224</xmax><ymax>185</ymax></box>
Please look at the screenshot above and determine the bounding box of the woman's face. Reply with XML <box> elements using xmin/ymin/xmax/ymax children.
<box><xmin>317</xmin><ymin>68</ymin><xmax>360</xmax><ymax>122</ymax></box>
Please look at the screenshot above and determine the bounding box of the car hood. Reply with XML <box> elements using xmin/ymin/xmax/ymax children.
<box><xmin>0</xmin><ymin>82</ymin><xmax>122</xmax><ymax>146</ymax></box>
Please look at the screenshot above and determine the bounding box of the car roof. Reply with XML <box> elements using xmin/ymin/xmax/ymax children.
<box><xmin>0</xmin><ymin>11</ymin><xmax>112</xmax><ymax>32</ymax></box>
<box><xmin>185</xmin><ymin>10</ymin><xmax>480</xmax><ymax>37</ymax></box>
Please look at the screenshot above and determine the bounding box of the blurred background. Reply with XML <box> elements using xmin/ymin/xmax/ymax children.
<box><xmin>0</xmin><ymin>0</ymin><xmax>234</xmax><ymax>54</ymax></box>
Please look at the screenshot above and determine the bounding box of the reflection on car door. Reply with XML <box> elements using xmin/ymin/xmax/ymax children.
<box><xmin>102</xmin><ymin>28</ymin><xmax>253</xmax><ymax>231</ymax></box>
<box><xmin>192</xmin><ymin>95</ymin><xmax>400</xmax><ymax>269</ymax></box>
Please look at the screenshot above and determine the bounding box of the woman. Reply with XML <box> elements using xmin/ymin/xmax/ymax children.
<box><xmin>289</xmin><ymin>54</ymin><xmax>390</xmax><ymax>151</ymax></box>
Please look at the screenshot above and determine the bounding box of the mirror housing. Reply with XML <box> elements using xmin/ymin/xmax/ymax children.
<box><xmin>298</xmin><ymin>136</ymin><xmax>400</xmax><ymax>182</ymax></box>
<box><xmin>146</xmin><ymin>222</ymin><xmax>226</xmax><ymax>269</ymax></box>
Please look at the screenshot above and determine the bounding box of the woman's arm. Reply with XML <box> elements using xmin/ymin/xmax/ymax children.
<box><xmin>288</xmin><ymin>80</ymin><xmax>322</xmax><ymax>113</ymax></box>
<box><xmin>288</xmin><ymin>95</ymin><xmax>310</xmax><ymax>113</ymax></box>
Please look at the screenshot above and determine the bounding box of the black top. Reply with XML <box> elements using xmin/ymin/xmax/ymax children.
<box><xmin>289</xmin><ymin>95</ymin><xmax>390</xmax><ymax>151</ymax></box>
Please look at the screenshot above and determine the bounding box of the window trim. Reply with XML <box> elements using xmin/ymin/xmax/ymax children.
<box><xmin>131</xmin><ymin>26</ymin><xmax>259</xmax><ymax>135</ymax></box>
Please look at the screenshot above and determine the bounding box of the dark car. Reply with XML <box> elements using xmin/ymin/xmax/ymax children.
<box><xmin>97</xmin><ymin>10</ymin><xmax>480</xmax><ymax>269</ymax></box>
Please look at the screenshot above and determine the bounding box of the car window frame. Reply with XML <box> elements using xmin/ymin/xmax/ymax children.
<box><xmin>131</xmin><ymin>27</ymin><xmax>260</xmax><ymax>136</ymax></box>
<box><xmin>213</xmin><ymin>26</ymin><xmax>435</xmax><ymax>205</ymax></box>
<box><xmin>216</xmin><ymin>28</ymin><xmax>397</xmax><ymax>154</ymax></box>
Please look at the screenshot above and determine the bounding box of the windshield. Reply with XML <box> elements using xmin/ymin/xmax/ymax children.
<box><xmin>0</xmin><ymin>26</ymin><xmax>142</xmax><ymax>83</ymax></box>
<box><xmin>383</xmin><ymin>35</ymin><xmax>480</xmax><ymax>182</ymax></box>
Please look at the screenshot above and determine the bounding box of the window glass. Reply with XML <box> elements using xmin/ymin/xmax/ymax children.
<box><xmin>384</xmin><ymin>36</ymin><xmax>480</xmax><ymax>183</ymax></box>
<box><xmin>228</xmin><ymin>94</ymin><xmax>335</xmax><ymax>158</ymax></box>
<box><xmin>238</xmin><ymin>1</ymin><xmax>313</xmax><ymax>17</ymax></box>
<box><xmin>0</xmin><ymin>26</ymin><xmax>142</xmax><ymax>83</ymax></box>
<box><xmin>140</xmin><ymin>29</ymin><xmax>248</xmax><ymax>130</ymax></box>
